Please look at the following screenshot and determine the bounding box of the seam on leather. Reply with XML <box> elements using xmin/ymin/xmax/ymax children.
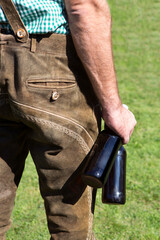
<box><xmin>12</xmin><ymin>107</ymin><xmax>92</xmax><ymax>154</ymax></box>
<box><xmin>11</xmin><ymin>99</ymin><xmax>94</xmax><ymax>145</ymax></box>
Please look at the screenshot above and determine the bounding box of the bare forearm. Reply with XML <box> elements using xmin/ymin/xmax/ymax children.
<box><xmin>64</xmin><ymin>0</ymin><xmax>121</xmax><ymax>112</ymax></box>
<box><xmin>64</xmin><ymin>0</ymin><xmax>137</xmax><ymax>144</ymax></box>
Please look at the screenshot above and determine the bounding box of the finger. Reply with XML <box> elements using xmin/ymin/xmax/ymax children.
<box><xmin>122</xmin><ymin>134</ymin><xmax>130</xmax><ymax>145</ymax></box>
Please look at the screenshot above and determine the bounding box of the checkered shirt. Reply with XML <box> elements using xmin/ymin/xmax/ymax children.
<box><xmin>0</xmin><ymin>0</ymin><xmax>69</xmax><ymax>34</ymax></box>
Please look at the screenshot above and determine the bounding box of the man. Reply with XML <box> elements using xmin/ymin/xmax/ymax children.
<box><xmin>0</xmin><ymin>0</ymin><xmax>136</xmax><ymax>239</ymax></box>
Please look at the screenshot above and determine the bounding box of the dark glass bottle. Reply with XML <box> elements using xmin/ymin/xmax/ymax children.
<box><xmin>82</xmin><ymin>130</ymin><xmax>122</xmax><ymax>188</ymax></box>
<box><xmin>102</xmin><ymin>145</ymin><xmax>126</xmax><ymax>204</ymax></box>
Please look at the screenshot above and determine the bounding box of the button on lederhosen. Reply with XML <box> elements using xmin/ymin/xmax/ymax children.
<box><xmin>51</xmin><ymin>91</ymin><xmax>59</xmax><ymax>101</ymax></box>
<box><xmin>16</xmin><ymin>28</ymin><xmax>26</xmax><ymax>39</ymax></box>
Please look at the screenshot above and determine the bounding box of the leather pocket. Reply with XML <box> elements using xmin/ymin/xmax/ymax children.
<box><xmin>27</xmin><ymin>78</ymin><xmax>76</xmax><ymax>89</ymax></box>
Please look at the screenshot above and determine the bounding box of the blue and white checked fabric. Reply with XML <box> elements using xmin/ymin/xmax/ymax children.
<box><xmin>0</xmin><ymin>0</ymin><xmax>69</xmax><ymax>34</ymax></box>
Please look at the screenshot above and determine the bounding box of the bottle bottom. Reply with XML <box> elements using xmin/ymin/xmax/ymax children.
<box><xmin>102</xmin><ymin>192</ymin><xmax>126</xmax><ymax>204</ymax></box>
<box><xmin>82</xmin><ymin>175</ymin><xmax>102</xmax><ymax>188</ymax></box>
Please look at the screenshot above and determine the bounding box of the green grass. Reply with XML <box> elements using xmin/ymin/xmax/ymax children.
<box><xmin>6</xmin><ymin>0</ymin><xmax>160</xmax><ymax>239</ymax></box>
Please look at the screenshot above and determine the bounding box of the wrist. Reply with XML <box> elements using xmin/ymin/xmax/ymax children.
<box><xmin>101</xmin><ymin>97</ymin><xmax>122</xmax><ymax>115</ymax></box>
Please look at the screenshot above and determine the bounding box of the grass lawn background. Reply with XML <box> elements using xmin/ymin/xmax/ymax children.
<box><xmin>7</xmin><ymin>0</ymin><xmax>160</xmax><ymax>239</ymax></box>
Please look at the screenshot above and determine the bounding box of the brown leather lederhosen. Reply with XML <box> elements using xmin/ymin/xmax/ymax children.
<box><xmin>0</xmin><ymin>1</ymin><xmax>100</xmax><ymax>239</ymax></box>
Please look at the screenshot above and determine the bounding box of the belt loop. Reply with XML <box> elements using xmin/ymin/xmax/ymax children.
<box><xmin>30</xmin><ymin>37</ymin><xmax>37</xmax><ymax>53</ymax></box>
<box><xmin>0</xmin><ymin>0</ymin><xmax>29</xmax><ymax>43</ymax></box>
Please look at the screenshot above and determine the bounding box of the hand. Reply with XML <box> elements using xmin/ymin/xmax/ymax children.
<box><xmin>102</xmin><ymin>104</ymin><xmax>137</xmax><ymax>144</ymax></box>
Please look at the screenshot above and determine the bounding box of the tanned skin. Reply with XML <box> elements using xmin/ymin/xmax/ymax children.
<box><xmin>64</xmin><ymin>0</ymin><xmax>137</xmax><ymax>144</ymax></box>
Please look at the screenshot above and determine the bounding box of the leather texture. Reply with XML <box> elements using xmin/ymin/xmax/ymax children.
<box><xmin>0</xmin><ymin>32</ymin><xmax>101</xmax><ymax>239</ymax></box>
